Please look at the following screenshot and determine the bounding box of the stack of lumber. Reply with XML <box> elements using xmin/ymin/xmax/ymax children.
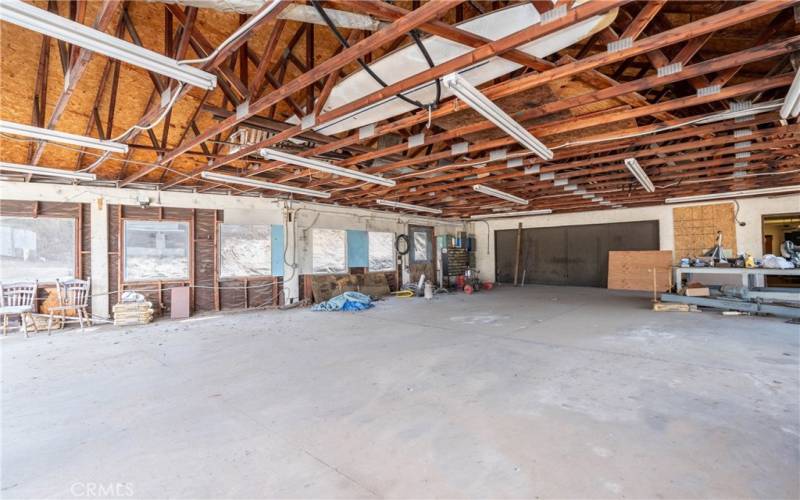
<box><xmin>113</xmin><ymin>302</ymin><xmax>154</xmax><ymax>326</ymax></box>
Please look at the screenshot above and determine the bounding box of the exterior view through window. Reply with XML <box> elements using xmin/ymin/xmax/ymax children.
<box><xmin>0</xmin><ymin>216</ymin><xmax>75</xmax><ymax>282</ymax></box>
<box><xmin>312</xmin><ymin>228</ymin><xmax>346</xmax><ymax>274</ymax></box>
<box><xmin>124</xmin><ymin>220</ymin><xmax>190</xmax><ymax>281</ymax></box>
<box><xmin>219</xmin><ymin>224</ymin><xmax>271</xmax><ymax>278</ymax></box>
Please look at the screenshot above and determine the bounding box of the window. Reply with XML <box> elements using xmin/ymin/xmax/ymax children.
<box><xmin>368</xmin><ymin>232</ymin><xmax>395</xmax><ymax>271</ymax></box>
<box><xmin>312</xmin><ymin>228</ymin><xmax>346</xmax><ymax>274</ymax></box>
<box><xmin>124</xmin><ymin>220</ymin><xmax>189</xmax><ymax>281</ymax></box>
<box><xmin>0</xmin><ymin>216</ymin><xmax>75</xmax><ymax>282</ymax></box>
<box><xmin>219</xmin><ymin>224</ymin><xmax>271</xmax><ymax>278</ymax></box>
<box><xmin>412</xmin><ymin>230</ymin><xmax>431</xmax><ymax>262</ymax></box>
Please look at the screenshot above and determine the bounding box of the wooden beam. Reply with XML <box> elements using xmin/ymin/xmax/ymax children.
<box><xmin>29</xmin><ymin>0</ymin><xmax>122</xmax><ymax>166</ymax></box>
<box><xmin>123</xmin><ymin>0</ymin><xmax>463</xmax><ymax>186</ymax></box>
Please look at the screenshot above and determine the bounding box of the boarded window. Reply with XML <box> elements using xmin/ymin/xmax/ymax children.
<box><xmin>219</xmin><ymin>224</ymin><xmax>271</xmax><ymax>278</ymax></box>
<box><xmin>368</xmin><ymin>232</ymin><xmax>394</xmax><ymax>271</ymax></box>
<box><xmin>0</xmin><ymin>216</ymin><xmax>75</xmax><ymax>282</ymax></box>
<box><xmin>124</xmin><ymin>220</ymin><xmax>190</xmax><ymax>281</ymax></box>
<box><xmin>312</xmin><ymin>229</ymin><xmax>346</xmax><ymax>274</ymax></box>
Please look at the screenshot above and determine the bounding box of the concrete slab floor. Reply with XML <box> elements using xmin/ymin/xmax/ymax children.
<box><xmin>2</xmin><ymin>285</ymin><xmax>798</xmax><ymax>499</ymax></box>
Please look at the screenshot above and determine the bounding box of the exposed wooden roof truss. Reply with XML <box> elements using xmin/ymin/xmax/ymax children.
<box><xmin>1</xmin><ymin>0</ymin><xmax>799</xmax><ymax>217</ymax></box>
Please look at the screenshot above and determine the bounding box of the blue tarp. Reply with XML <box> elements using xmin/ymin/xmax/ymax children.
<box><xmin>312</xmin><ymin>291</ymin><xmax>374</xmax><ymax>312</ymax></box>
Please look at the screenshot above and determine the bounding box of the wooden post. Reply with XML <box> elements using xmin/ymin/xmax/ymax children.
<box><xmin>513</xmin><ymin>222</ymin><xmax>522</xmax><ymax>286</ymax></box>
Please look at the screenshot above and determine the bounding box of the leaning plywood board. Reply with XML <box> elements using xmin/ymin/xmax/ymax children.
<box><xmin>608</xmin><ymin>251</ymin><xmax>673</xmax><ymax>292</ymax></box>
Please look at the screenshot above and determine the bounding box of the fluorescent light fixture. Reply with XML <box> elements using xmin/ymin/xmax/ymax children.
<box><xmin>624</xmin><ymin>157</ymin><xmax>654</xmax><ymax>192</ymax></box>
<box><xmin>665</xmin><ymin>185</ymin><xmax>800</xmax><ymax>204</ymax></box>
<box><xmin>0</xmin><ymin>120</ymin><xmax>128</xmax><ymax>153</ymax></box>
<box><xmin>376</xmin><ymin>199</ymin><xmax>442</xmax><ymax>214</ymax></box>
<box><xmin>473</xmin><ymin>184</ymin><xmax>528</xmax><ymax>205</ymax></box>
<box><xmin>443</xmin><ymin>73</ymin><xmax>553</xmax><ymax>161</ymax></box>
<box><xmin>781</xmin><ymin>67</ymin><xmax>800</xmax><ymax>119</ymax></box>
<box><xmin>0</xmin><ymin>161</ymin><xmax>96</xmax><ymax>181</ymax></box>
<box><xmin>470</xmin><ymin>209</ymin><xmax>552</xmax><ymax>219</ymax></box>
<box><xmin>695</xmin><ymin>99</ymin><xmax>782</xmax><ymax>125</ymax></box>
<box><xmin>0</xmin><ymin>0</ymin><xmax>216</xmax><ymax>90</ymax></box>
<box><xmin>261</xmin><ymin>148</ymin><xmax>395</xmax><ymax>187</ymax></box>
<box><xmin>200</xmin><ymin>171</ymin><xmax>330</xmax><ymax>198</ymax></box>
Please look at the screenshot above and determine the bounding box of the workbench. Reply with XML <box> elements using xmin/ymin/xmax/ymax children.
<box><xmin>673</xmin><ymin>266</ymin><xmax>800</xmax><ymax>291</ymax></box>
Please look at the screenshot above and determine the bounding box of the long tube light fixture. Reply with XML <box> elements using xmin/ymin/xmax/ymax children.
<box><xmin>443</xmin><ymin>73</ymin><xmax>553</xmax><ymax>161</ymax></box>
<box><xmin>376</xmin><ymin>199</ymin><xmax>442</xmax><ymax>214</ymax></box>
<box><xmin>0</xmin><ymin>161</ymin><xmax>96</xmax><ymax>181</ymax></box>
<box><xmin>780</xmin><ymin>67</ymin><xmax>800</xmax><ymax>119</ymax></box>
<box><xmin>665</xmin><ymin>185</ymin><xmax>800</xmax><ymax>204</ymax></box>
<box><xmin>624</xmin><ymin>157</ymin><xmax>654</xmax><ymax>192</ymax></box>
<box><xmin>0</xmin><ymin>0</ymin><xmax>217</xmax><ymax>90</ymax></box>
<box><xmin>0</xmin><ymin>120</ymin><xmax>128</xmax><ymax>153</ymax></box>
<box><xmin>470</xmin><ymin>209</ymin><xmax>552</xmax><ymax>219</ymax></box>
<box><xmin>201</xmin><ymin>171</ymin><xmax>330</xmax><ymax>198</ymax></box>
<box><xmin>261</xmin><ymin>148</ymin><xmax>395</xmax><ymax>187</ymax></box>
<box><xmin>473</xmin><ymin>184</ymin><xmax>528</xmax><ymax>205</ymax></box>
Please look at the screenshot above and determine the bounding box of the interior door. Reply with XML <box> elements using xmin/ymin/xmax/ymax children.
<box><xmin>408</xmin><ymin>225</ymin><xmax>435</xmax><ymax>285</ymax></box>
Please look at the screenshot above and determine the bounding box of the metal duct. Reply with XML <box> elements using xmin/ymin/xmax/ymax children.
<box><xmin>150</xmin><ymin>1</ymin><xmax>385</xmax><ymax>30</ymax></box>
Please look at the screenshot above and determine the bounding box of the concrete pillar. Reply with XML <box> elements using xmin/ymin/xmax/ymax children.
<box><xmin>283</xmin><ymin>212</ymin><xmax>300</xmax><ymax>304</ymax></box>
<box><xmin>90</xmin><ymin>197</ymin><xmax>110</xmax><ymax>319</ymax></box>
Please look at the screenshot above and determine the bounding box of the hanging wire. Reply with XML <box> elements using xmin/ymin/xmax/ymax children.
<box><xmin>309</xmin><ymin>0</ymin><xmax>440</xmax><ymax>113</ymax></box>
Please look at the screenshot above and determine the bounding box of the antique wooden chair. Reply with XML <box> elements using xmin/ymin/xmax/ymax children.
<box><xmin>0</xmin><ymin>281</ymin><xmax>39</xmax><ymax>338</ymax></box>
<box><xmin>48</xmin><ymin>278</ymin><xmax>91</xmax><ymax>334</ymax></box>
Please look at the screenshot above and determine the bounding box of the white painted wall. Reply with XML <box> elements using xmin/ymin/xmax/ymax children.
<box><xmin>3</xmin><ymin>182</ymin><xmax>794</xmax><ymax>294</ymax></box>
<box><xmin>471</xmin><ymin>194</ymin><xmax>800</xmax><ymax>282</ymax></box>
<box><xmin>0</xmin><ymin>182</ymin><xmax>463</xmax><ymax>304</ymax></box>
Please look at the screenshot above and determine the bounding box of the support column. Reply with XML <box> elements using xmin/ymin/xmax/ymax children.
<box><xmin>90</xmin><ymin>197</ymin><xmax>110</xmax><ymax>319</ymax></box>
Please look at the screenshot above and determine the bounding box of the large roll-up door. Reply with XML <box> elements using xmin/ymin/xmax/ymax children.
<box><xmin>495</xmin><ymin>220</ymin><xmax>659</xmax><ymax>287</ymax></box>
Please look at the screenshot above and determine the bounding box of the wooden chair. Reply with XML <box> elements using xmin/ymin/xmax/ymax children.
<box><xmin>1</xmin><ymin>281</ymin><xmax>39</xmax><ymax>338</ymax></box>
<box><xmin>48</xmin><ymin>278</ymin><xmax>91</xmax><ymax>334</ymax></box>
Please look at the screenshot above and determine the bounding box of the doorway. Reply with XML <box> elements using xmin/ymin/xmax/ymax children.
<box><xmin>761</xmin><ymin>213</ymin><xmax>800</xmax><ymax>287</ymax></box>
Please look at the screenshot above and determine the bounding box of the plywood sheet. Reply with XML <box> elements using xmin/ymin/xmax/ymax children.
<box><xmin>607</xmin><ymin>250</ymin><xmax>673</xmax><ymax>292</ymax></box>
<box><xmin>673</xmin><ymin>203</ymin><xmax>737</xmax><ymax>259</ymax></box>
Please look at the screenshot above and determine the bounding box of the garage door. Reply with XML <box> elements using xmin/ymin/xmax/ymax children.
<box><xmin>495</xmin><ymin>220</ymin><xmax>660</xmax><ymax>287</ymax></box>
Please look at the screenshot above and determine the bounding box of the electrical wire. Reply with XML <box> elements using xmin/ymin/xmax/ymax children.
<box><xmin>310</xmin><ymin>0</ymin><xmax>440</xmax><ymax>113</ymax></box>
<box><xmin>177</xmin><ymin>1</ymin><xmax>282</xmax><ymax>66</ymax></box>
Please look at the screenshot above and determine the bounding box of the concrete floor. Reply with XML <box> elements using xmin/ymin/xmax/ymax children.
<box><xmin>2</xmin><ymin>285</ymin><xmax>798</xmax><ymax>499</ymax></box>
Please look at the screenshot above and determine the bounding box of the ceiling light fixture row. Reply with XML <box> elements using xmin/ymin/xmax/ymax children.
<box><xmin>0</xmin><ymin>0</ymin><xmax>217</xmax><ymax>90</ymax></box>
<box><xmin>200</xmin><ymin>171</ymin><xmax>330</xmax><ymax>198</ymax></box>
<box><xmin>0</xmin><ymin>161</ymin><xmax>97</xmax><ymax>181</ymax></box>
<box><xmin>375</xmin><ymin>199</ymin><xmax>443</xmax><ymax>214</ymax></box>
<box><xmin>443</xmin><ymin>73</ymin><xmax>553</xmax><ymax>161</ymax></box>
<box><xmin>472</xmin><ymin>184</ymin><xmax>528</xmax><ymax>205</ymax></box>
<box><xmin>261</xmin><ymin>148</ymin><xmax>395</xmax><ymax>187</ymax></box>
<box><xmin>0</xmin><ymin>120</ymin><xmax>128</xmax><ymax>153</ymax></box>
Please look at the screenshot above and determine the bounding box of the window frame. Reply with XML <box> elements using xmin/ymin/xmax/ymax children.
<box><xmin>122</xmin><ymin>219</ymin><xmax>193</xmax><ymax>283</ymax></box>
<box><xmin>311</xmin><ymin>228</ymin><xmax>348</xmax><ymax>275</ymax></box>
<box><xmin>367</xmin><ymin>231</ymin><xmax>396</xmax><ymax>272</ymax></box>
<box><xmin>0</xmin><ymin>214</ymin><xmax>79</xmax><ymax>284</ymax></box>
<box><xmin>217</xmin><ymin>223</ymin><xmax>272</xmax><ymax>279</ymax></box>
<box><xmin>410</xmin><ymin>229</ymin><xmax>432</xmax><ymax>264</ymax></box>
